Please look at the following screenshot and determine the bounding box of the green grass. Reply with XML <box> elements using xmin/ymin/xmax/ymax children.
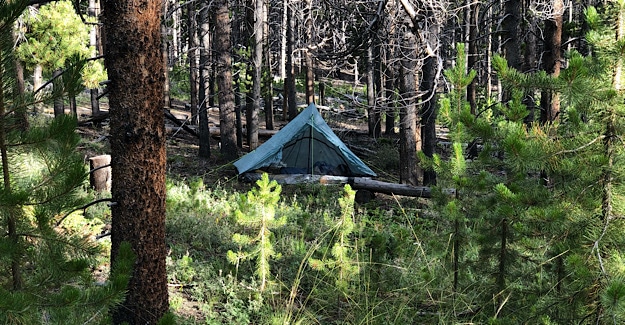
<box><xmin>163</xmin><ymin>176</ymin><xmax>448</xmax><ymax>324</ymax></box>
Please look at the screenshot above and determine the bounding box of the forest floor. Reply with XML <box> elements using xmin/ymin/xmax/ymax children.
<box><xmin>63</xmin><ymin>93</ymin><xmax>415</xmax><ymax>322</ymax></box>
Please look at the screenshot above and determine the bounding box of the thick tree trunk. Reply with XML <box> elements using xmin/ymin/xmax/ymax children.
<box><xmin>420</xmin><ymin>15</ymin><xmax>440</xmax><ymax>186</ymax></box>
<box><xmin>540</xmin><ymin>0</ymin><xmax>563</xmax><ymax>124</ymax></box>
<box><xmin>280</xmin><ymin>0</ymin><xmax>287</xmax><ymax>79</ymax></box>
<box><xmin>522</xmin><ymin>14</ymin><xmax>538</xmax><ymax>124</ymax></box>
<box><xmin>234</xmin><ymin>74</ymin><xmax>243</xmax><ymax>148</ymax></box>
<box><xmin>188</xmin><ymin>0</ymin><xmax>199</xmax><ymax>125</ymax></box>
<box><xmin>198</xmin><ymin>0</ymin><xmax>211</xmax><ymax>158</ymax></box>
<box><xmin>399</xmin><ymin>29</ymin><xmax>421</xmax><ymax>186</ymax></box>
<box><xmin>215</xmin><ymin>0</ymin><xmax>238</xmax><ymax>160</ymax></box>
<box><xmin>103</xmin><ymin>0</ymin><xmax>169</xmax><ymax>323</ymax></box>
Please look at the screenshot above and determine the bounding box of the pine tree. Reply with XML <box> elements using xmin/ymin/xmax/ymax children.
<box><xmin>430</xmin><ymin>33</ymin><xmax>625</xmax><ymax>322</ymax></box>
<box><xmin>0</xmin><ymin>1</ymin><xmax>129</xmax><ymax>323</ymax></box>
<box><xmin>227</xmin><ymin>173</ymin><xmax>286</xmax><ymax>292</ymax></box>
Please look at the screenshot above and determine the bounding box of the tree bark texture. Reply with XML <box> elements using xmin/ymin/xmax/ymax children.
<box><xmin>466</xmin><ymin>1</ymin><xmax>479</xmax><ymax>115</ymax></box>
<box><xmin>420</xmin><ymin>15</ymin><xmax>440</xmax><ymax>186</ymax></box>
<box><xmin>366</xmin><ymin>43</ymin><xmax>376</xmax><ymax>136</ymax></box>
<box><xmin>198</xmin><ymin>0</ymin><xmax>211</xmax><ymax>158</ymax></box>
<box><xmin>399</xmin><ymin>28</ymin><xmax>421</xmax><ymax>186</ymax></box>
<box><xmin>162</xmin><ymin>0</ymin><xmax>171</xmax><ymax>108</ymax></box>
<box><xmin>53</xmin><ymin>68</ymin><xmax>64</xmax><ymax>117</ymax></box>
<box><xmin>248</xmin><ymin>0</ymin><xmax>263</xmax><ymax>150</ymax></box>
<box><xmin>420</xmin><ymin>54</ymin><xmax>437</xmax><ymax>186</ymax></box>
<box><xmin>90</xmin><ymin>88</ymin><xmax>100</xmax><ymax>117</ymax></box>
<box><xmin>263</xmin><ymin>0</ymin><xmax>274</xmax><ymax>130</ymax></box>
<box><xmin>286</xmin><ymin>5</ymin><xmax>297</xmax><ymax>119</ymax></box>
<box><xmin>501</xmin><ymin>0</ymin><xmax>521</xmax><ymax>102</ymax></box>
<box><xmin>214</xmin><ymin>0</ymin><xmax>238</xmax><ymax>160</ymax></box>
<box><xmin>373</xmin><ymin>40</ymin><xmax>382</xmax><ymax>138</ymax></box>
<box><xmin>540</xmin><ymin>0</ymin><xmax>563</xmax><ymax>124</ymax></box>
<box><xmin>304</xmin><ymin>0</ymin><xmax>315</xmax><ymax>104</ymax></box>
<box><xmin>188</xmin><ymin>0</ymin><xmax>199</xmax><ymax>125</ymax></box>
<box><xmin>102</xmin><ymin>0</ymin><xmax>169</xmax><ymax>323</ymax></box>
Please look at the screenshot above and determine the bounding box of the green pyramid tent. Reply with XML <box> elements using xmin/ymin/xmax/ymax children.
<box><xmin>234</xmin><ymin>104</ymin><xmax>376</xmax><ymax>177</ymax></box>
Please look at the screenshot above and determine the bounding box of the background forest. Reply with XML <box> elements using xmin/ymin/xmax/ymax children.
<box><xmin>2</xmin><ymin>0</ymin><xmax>625</xmax><ymax>324</ymax></box>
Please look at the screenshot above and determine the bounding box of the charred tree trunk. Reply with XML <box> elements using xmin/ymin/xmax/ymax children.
<box><xmin>188</xmin><ymin>0</ymin><xmax>199</xmax><ymax>125</ymax></box>
<box><xmin>304</xmin><ymin>0</ymin><xmax>314</xmax><ymax>105</ymax></box>
<box><xmin>286</xmin><ymin>5</ymin><xmax>297</xmax><ymax>119</ymax></box>
<box><xmin>90</xmin><ymin>88</ymin><xmax>100</xmax><ymax>117</ymax></box>
<box><xmin>398</xmin><ymin>29</ymin><xmax>421</xmax><ymax>186</ymax></box>
<box><xmin>366</xmin><ymin>43</ymin><xmax>376</xmax><ymax>137</ymax></box>
<box><xmin>263</xmin><ymin>0</ymin><xmax>274</xmax><ymax>130</ymax></box>
<box><xmin>248</xmin><ymin>0</ymin><xmax>263</xmax><ymax>150</ymax></box>
<box><xmin>162</xmin><ymin>0</ymin><xmax>171</xmax><ymax>108</ymax></box>
<box><xmin>540</xmin><ymin>0</ymin><xmax>563</xmax><ymax>124</ymax></box>
<box><xmin>215</xmin><ymin>0</ymin><xmax>238</xmax><ymax>160</ymax></box>
<box><xmin>421</xmin><ymin>54</ymin><xmax>437</xmax><ymax>186</ymax></box>
<box><xmin>466</xmin><ymin>1</ymin><xmax>480</xmax><ymax>115</ymax></box>
<box><xmin>103</xmin><ymin>0</ymin><xmax>169</xmax><ymax>322</ymax></box>
<box><xmin>384</xmin><ymin>61</ymin><xmax>396</xmax><ymax>135</ymax></box>
<box><xmin>501</xmin><ymin>0</ymin><xmax>522</xmax><ymax>102</ymax></box>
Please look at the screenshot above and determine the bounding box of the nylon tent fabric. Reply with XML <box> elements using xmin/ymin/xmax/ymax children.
<box><xmin>233</xmin><ymin>104</ymin><xmax>377</xmax><ymax>177</ymax></box>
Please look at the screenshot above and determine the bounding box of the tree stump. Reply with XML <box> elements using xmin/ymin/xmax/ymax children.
<box><xmin>89</xmin><ymin>155</ymin><xmax>111</xmax><ymax>192</ymax></box>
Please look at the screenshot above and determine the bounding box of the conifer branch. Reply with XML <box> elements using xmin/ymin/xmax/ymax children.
<box><xmin>55</xmin><ymin>198</ymin><xmax>114</xmax><ymax>227</ymax></box>
<box><xmin>551</xmin><ymin>135</ymin><xmax>605</xmax><ymax>156</ymax></box>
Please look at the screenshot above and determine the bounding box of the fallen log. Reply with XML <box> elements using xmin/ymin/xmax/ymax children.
<box><xmin>163</xmin><ymin>108</ymin><xmax>199</xmax><ymax>138</ymax></box>
<box><xmin>240</xmin><ymin>173</ymin><xmax>351</xmax><ymax>185</ymax></box>
<box><xmin>78</xmin><ymin>111</ymin><xmax>109</xmax><ymax>126</ymax></box>
<box><xmin>351</xmin><ymin>178</ymin><xmax>456</xmax><ymax>198</ymax></box>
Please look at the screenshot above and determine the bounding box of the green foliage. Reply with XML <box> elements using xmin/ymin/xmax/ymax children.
<box><xmin>16</xmin><ymin>1</ymin><xmax>90</xmax><ymax>72</ymax></box>
<box><xmin>426</xmin><ymin>10</ymin><xmax>625</xmax><ymax>320</ymax></box>
<box><xmin>81</xmin><ymin>59</ymin><xmax>107</xmax><ymax>89</ymax></box>
<box><xmin>309</xmin><ymin>185</ymin><xmax>359</xmax><ymax>292</ymax></box>
<box><xmin>169</xmin><ymin>63</ymin><xmax>190</xmax><ymax>101</ymax></box>
<box><xmin>227</xmin><ymin>173</ymin><xmax>286</xmax><ymax>292</ymax></box>
<box><xmin>0</xmin><ymin>2</ymin><xmax>127</xmax><ymax>322</ymax></box>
